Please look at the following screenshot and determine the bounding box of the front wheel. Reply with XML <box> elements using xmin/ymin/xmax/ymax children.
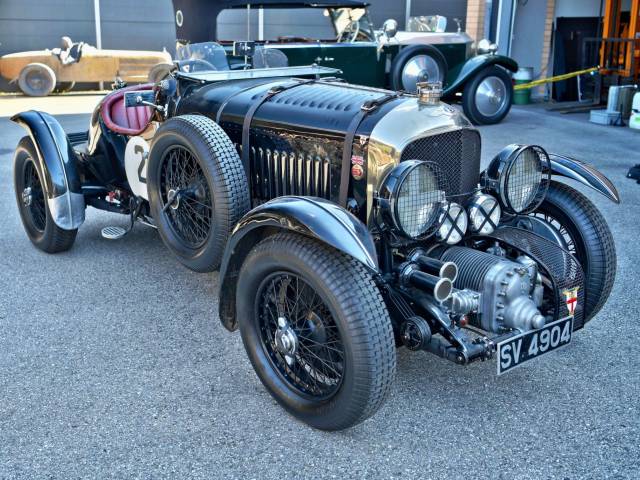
<box><xmin>519</xmin><ymin>181</ymin><xmax>616</xmax><ymax>323</ymax></box>
<box><xmin>237</xmin><ymin>233</ymin><xmax>396</xmax><ymax>430</ymax></box>
<box><xmin>18</xmin><ymin>63</ymin><xmax>56</xmax><ymax>97</ymax></box>
<box><xmin>462</xmin><ymin>65</ymin><xmax>513</xmax><ymax>125</ymax></box>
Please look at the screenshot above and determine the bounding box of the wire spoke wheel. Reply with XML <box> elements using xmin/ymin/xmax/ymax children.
<box><xmin>159</xmin><ymin>145</ymin><xmax>213</xmax><ymax>249</ymax></box>
<box><xmin>257</xmin><ymin>271</ymin><xmax>345</xmax><ymax>400</ymax></box>
<box><xmin>531</xmin><ymin>211</ymin><xmax>577</xmax><ymax>256</ymax></box>
<box><xmin>22</xmin><ymin>158</ymin><xmax>47</xmax><ymax>232</ymax></box>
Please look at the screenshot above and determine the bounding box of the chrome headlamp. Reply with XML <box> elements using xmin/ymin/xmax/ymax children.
<box><xmin>477</xmin><ymin>38</ymin><xmax>498</xmax><ymax>55</ymax></box>
<box><xmin>437</xmin><ymin>202</ymin><xmax>468</xmax><ymax>244</ymax></box>
<box><xmin>467</xmin><ymin>193</ymin><xmax>501</xmax><ymax>235</ymax></box>
<box><xmin>483</xmin><ymin>144</ymin><xmax>551</xmax><ymax>214</ymax></box>
<box><xmin>378</xmin><ymin>160</ymin><xmax>446</xmax><ymax>239</ymax></box>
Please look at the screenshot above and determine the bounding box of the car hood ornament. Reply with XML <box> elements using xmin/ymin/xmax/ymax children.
<box><xmin>417</xmin><ymin>81</ymin><xmax>443</xmax><ymax>105</ymax></box>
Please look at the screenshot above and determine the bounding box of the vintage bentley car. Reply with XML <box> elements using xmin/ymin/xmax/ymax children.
<box><xmin>11</xmin><ymin>43</ymin><xmax>618</xmax><ymax>430</ymax></box>
<box><xmin>171</xmin><ymin>0</ymin><xmax>518</xmax><ymax>125</ymax></box>
<box><xmin>0</xmin><ymin>36</ymin><xmax>173</xmax><ymax>96</ymax></box>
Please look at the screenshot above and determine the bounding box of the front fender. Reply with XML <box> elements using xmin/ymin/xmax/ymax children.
<box><xmin>11</xmin><ymin>110</ymin><xmax>85</xmax><ymax>230</ymax></box>
<box><xmin>218</xmin><ymin>196</ymin><xmax>378</xmax><ymax>331</ymax></box>
<box><xmin>444</xmin><ymin>54</ymin><xmax>518</xmax><ymax>96</ymax></box>
<box><xmin>550</xmin><ymin>154</ymin><xmax>620</xmax><ymax>203</ymax></box>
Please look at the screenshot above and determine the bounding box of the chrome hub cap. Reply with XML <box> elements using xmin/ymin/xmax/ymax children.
<box><xmin>22</xmin><ymin>187</ymin><xmax>32</xmax><ymax>207</ymax></box>
<box><xmin>475</xmin><ymin>76</ymin><xmax>508</xmax><ymax>117</ymax></box>
<box><xmin>167</xmin><ymin>188</ymin><xmax>180</xmax><ymax>210</ymax></box>
<box><xmin>275</xmin><ymin>317</ymin><xmax>298</xmax><ymax>366</ymax></box>
<box><xmin>402</xmin><ymin>55</ymin><xmax>442</xmax><ymax>92</ymax></box>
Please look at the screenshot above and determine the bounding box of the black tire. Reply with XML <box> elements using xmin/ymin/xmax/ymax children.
<box><xmin>13</xmin><ymin>136</ymin><xmax>77</xmax><ymax>253</ymax></box>
<box><xmin>390</xmin><ymin>45</ymin><xmax>448</xmax><ymax>93</ymax></box>
<box><xmin>147</xmin><ymin>115</ymin><xmax>250</xmax><ymax>272</ymax></box>
<box><xmin>18</xmin><ymin>63</ymin><xmax>56</xmax><ymax>97</ymax></box>
<box><xmin>462</xmin><ymin>65</ymin><xmax>513</xmax><ymax>125</ymax></box>
<box><xmin>531</xmin><ymin>181</ymin><xmax>616</xmax><ymax>322</ymax></box>
<box><xmin>237</xmin><ymin>232</ymin><xmax>396</xmax><ymax>430</ymax></box>
<box><xmin>54</xmin><ymin>81</ymin><xmax>75</xmax><ymax>93</ymax></box>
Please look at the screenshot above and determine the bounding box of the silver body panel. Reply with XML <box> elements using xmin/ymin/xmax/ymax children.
<box><xmin>366</xmin><ymin>98</ymin><xmax>471</xmax><ymax>223</ymax></box>
<box><xmin>48</xmin><ymin>191</ymin><xmax>85</xmax><ymax>230</ymax></box>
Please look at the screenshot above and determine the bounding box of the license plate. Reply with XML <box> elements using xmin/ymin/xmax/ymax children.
<box><xmin>497</xmin><ymin>316</ymin><xmax>573</xmax><ymax>375</ymax></box>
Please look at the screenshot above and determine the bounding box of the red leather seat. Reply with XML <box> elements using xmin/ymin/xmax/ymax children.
<box><xmin>101</xmin><ymin>84</ymin><xmax>154</xmax><ymax>136</ymax></box>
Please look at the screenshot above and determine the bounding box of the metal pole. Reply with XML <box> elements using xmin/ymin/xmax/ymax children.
<box><xmin>93</xmin><ymin>0</ymin><xmax>103</xmax><ymax>90</ymax></box>
<box><xmin>405</xmin><ymin>0</ymin><xmax>412</xmax><ymax>30</ymax></box>
<box><xmin>247</xmin><ymin>4</ymin><xmax>251</xmax><ymax>40</ymax></box>
<box><xmin>259</xmin><ymin>7</ymin><xmax>264</xmax><ymax>41</ymax></box>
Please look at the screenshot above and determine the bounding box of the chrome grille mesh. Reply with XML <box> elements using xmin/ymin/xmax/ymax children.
<box><xmin>400</xmin><ymin>129</ymin><xmax>481</xmax><ymax>199</ymax></box>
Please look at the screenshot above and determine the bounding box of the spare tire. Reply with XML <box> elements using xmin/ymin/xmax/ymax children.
<box><xmin>390</xmin><ymin>45</ymin><xmax>448</xmax><ymax>93</ymax></box>
<box><xmin>18</xmin><ymin>63</ymin><xmax>57</xmax><ymax>97</ymax></box>
<box><xmin>147</xmin><ymin>115</ymin><xmax>250</xmax><ymax>272</ymax></box>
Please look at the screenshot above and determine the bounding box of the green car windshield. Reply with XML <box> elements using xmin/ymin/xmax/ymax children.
<box><xmin>328</xmin><ymin>8</ymin><xmax>376</xmax><ymax>42</ymax></box>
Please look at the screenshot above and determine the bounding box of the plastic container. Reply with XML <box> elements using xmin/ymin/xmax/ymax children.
<box><xmin>513</xmin><ymin>67</ymin><xmax>534</xmax><ymax>105</ymax></box>
<box><xmin>630</xmin><ymin>92</ymin><xmax>640</xmax><ymax>130</ymax></box>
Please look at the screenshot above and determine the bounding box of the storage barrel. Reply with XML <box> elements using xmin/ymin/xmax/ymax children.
<box><xmin>513</xmin><ymin>67</ymin><xmax>534</xmax><ymax>105</ymax></box>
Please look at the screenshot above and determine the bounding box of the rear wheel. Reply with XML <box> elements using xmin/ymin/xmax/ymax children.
<box><xmin>237</xmin><ymin>233</ymin><xmax>396</xmax><ymax>430</ymax></box>
<box><xmin>391</xmin><ymin>45</ymin><xmax>448</xmax><ymax>93</ymax></box>
<box><xmin>462</xmin><ymin>65</ymin><xmax>513</xmax><ymax>125</ymax></box>
<box><xmin>519</xmin><ymin>181</ymin><xmax>616</xmax><ymax>322</ymax></box>
<box><xmin>18</xmin><ymin>63</ymin><xmax>56</xmax><ymax>97</ymax></box>
<box><xmin>13</xmin><ymin>136</ymin><xmax>77</xmax><ymax>252</ymax></box>
<box><xmin>147</xmin><ymin>115</ymin><xmax>249</xmax><ymax>272</ymax></box>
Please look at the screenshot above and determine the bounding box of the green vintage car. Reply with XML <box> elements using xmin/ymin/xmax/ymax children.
<box><xmin>171</xmin><ymin>0</ymin><xmax>518</xmax><ymax>125</ymax></box>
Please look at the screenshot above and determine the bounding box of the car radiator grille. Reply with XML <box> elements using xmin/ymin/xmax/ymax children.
<box><xmin>400</xmin><ymin>128</ymin><xmax>481</xmax><ymax>200</ymax></box>
<box><xmin>248</xmin><ymin>146</ymin><xmax>332</xmax><ymax>200</ymax></box>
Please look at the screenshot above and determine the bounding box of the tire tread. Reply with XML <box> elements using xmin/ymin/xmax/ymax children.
<box><xmin>542</xmin><ymin>181</ymin><xmax>616</xmax><ymax>321</ymax></box>
<box><xmin>243</xmin><ymin>232</ymin><xmax>396</xmax><ymax>430</ymax></box>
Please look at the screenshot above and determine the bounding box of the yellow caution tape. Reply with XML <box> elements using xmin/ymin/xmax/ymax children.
<box><xmin>513</xmin><ymin>67</ymin><xmax>599</xmax><ymax>90</ymax></box>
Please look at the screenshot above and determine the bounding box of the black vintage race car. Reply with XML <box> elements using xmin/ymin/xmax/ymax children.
<box><xmin>11</xmin><ymin>43</ymin><xmax>619</xmax><ymax>430</ymax></box>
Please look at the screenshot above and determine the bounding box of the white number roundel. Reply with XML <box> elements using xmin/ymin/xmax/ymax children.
<box><xmin>124</xmin><ymin>136</ymin><xmax>150</xmax><ymax>200</ymax></box>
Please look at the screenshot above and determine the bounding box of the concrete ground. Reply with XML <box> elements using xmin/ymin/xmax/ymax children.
<box><xmin>0</xmin><ymin>97</ymin><xmax>638</xmax><ymax>479</ymax></box>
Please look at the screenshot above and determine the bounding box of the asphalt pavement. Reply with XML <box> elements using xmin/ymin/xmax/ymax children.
<box><xmin>0</xmin><ymin>99</ymin><xmax>638</xmax><ymax>479</ymax></box>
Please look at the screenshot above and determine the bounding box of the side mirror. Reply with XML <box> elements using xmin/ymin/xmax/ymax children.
<box><xmin>124</xmin><ymin>90</ymin><xmax>155</xmax><ymax>108</ymax></box>
<box><xmin>382</xmin><ymin>19</ymin><xmax>398</xmax><ymax>39</ymax></box>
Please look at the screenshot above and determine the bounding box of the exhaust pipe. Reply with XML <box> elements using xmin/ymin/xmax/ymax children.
<box><xmin>398</xmin><ymin>263</ymin><xmax>453</xmax><ymax>303</ymax></box>
<box><xmin>408</xmin><ymin>249</ymin><xmax>458</xmax><ymax>282</ymax></box>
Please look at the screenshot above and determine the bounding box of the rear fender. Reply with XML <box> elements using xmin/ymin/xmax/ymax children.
<box><xmin>218</xmin><ymin>196</ymin><xmax>379</xmax><ymax>331</ymax></box>
<box><xmin>549</xmin><ymin>153</ymin><xmax>620</xmax><ymax>203</ymax></box>
<box><xmin>443</xmin><ymin>54</ymin><xmax>518</xmax><ymax>96</ymax></box>
<box><xmin>11</xmin><ymin>110</ymin><xmax>85</xmax><ymax>229</ymax></box>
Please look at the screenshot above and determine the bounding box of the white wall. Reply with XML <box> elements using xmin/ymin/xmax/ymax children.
<box><xmin>510</xmin><ymin>0</ymin><xmax>547</xmax><ymax>72</ymax></box>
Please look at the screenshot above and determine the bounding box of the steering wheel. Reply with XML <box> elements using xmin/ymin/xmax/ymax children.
<box><xmin>177</xmin><ymin>59</ymin><xmax>217</xmax><ymax>73</ymax></box>
<box><xmin>338</xmin><ymin>20</ymin><xmax>360</xmax><ymax>43</ymax></box>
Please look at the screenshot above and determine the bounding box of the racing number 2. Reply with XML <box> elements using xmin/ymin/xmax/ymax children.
<box><xmin>135</xmin><ymin>145</ymin><xmax>147</xmax><ymax>184</ymax></box>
